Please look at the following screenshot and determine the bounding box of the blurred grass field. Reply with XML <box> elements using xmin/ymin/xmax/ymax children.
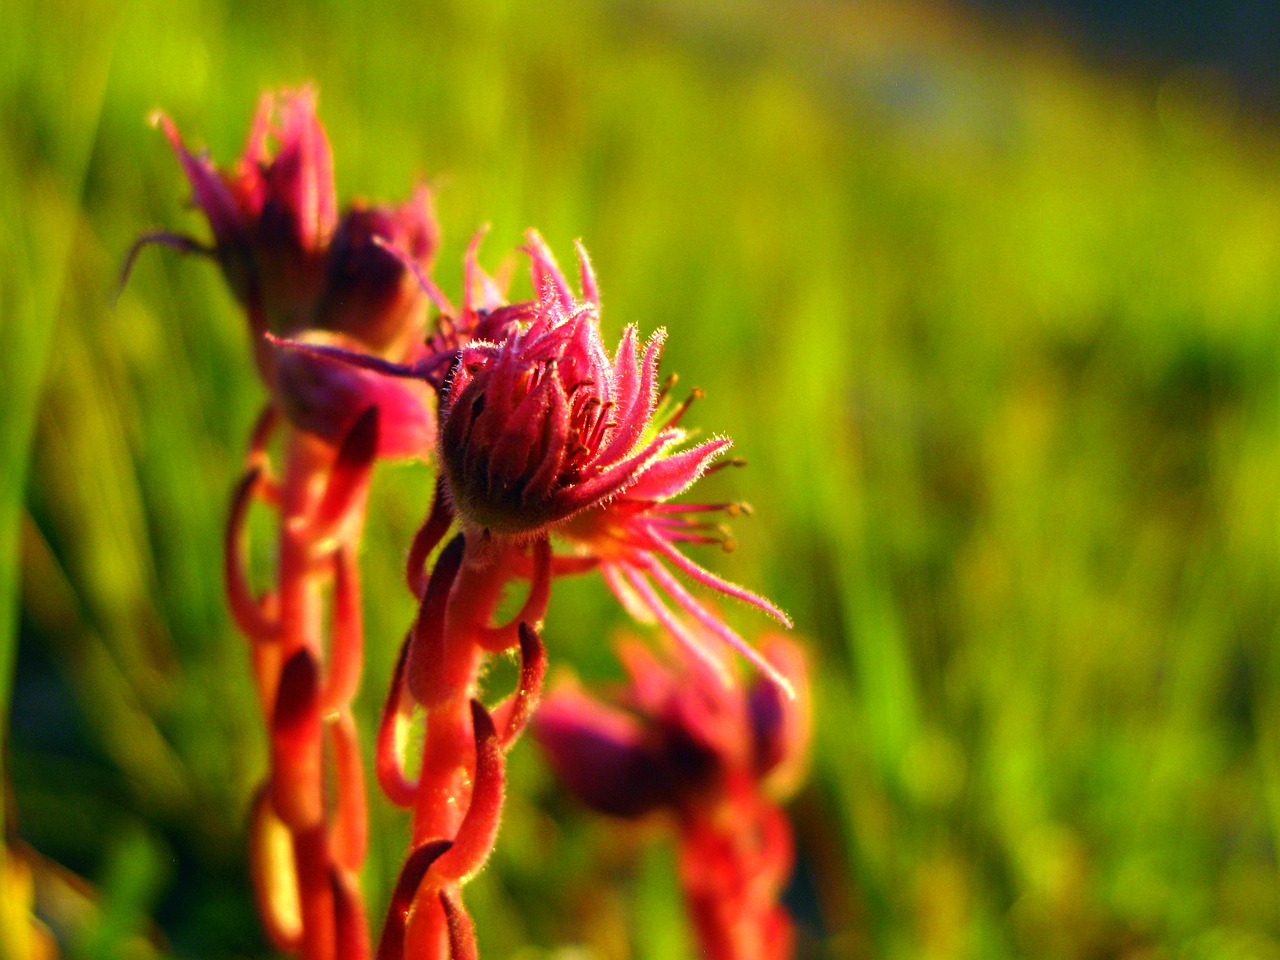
<box><xmin>6</xmin><ymin>0</ymin><xmax>1280</xmax><ymax>956</ymax></box>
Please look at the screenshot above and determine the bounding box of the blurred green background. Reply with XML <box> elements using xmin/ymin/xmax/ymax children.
<box><xmin>6</xmin><ymin>0</ymin><xmax>1280</xmax><ymax>956</ymax></box>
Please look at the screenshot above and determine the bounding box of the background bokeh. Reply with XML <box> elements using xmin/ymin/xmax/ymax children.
<box><xmin>7</xmin><ymin>0</ymin><xmax>1280</xmax><ymax>957</ymax></box>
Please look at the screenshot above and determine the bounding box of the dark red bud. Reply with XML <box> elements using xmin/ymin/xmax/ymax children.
<box><xmin>748</xmin><ymin>678</ymin><xmax>788</xmax><ymax>778</ymax></box>
<box><xmin>535</xmin><ymin>689</ymin><xmax>674</xmax><ymax>819</ymax></box>
<box><xmin>316</xmin><ymin>196</ymin><xmax>438</xmax><ymax>355</ymax></box>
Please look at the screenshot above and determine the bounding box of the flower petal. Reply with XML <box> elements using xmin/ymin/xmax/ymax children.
<box><xmin>152</xmin><ymin>111</ymin><xmax>246</xmax><ymax>247</ymax></box>
<box><xmin>623</xmin><ymin>437</ymin><xmax>732</xmax><ymax>503</ymax></box>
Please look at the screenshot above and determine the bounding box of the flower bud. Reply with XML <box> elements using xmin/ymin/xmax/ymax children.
<box><xmin>155</xmin><ymin>88</ymin><xmax>439</xmax><ymax>390</ymax></box>
<box><xmin>155</xmin><ymin>87</ymin><xmax>336</xmax><ymax>336</ymax></box>
<box><xmin>316</xmin><ymin>191</ymin><xmax>438</xmax><ymax>356</ymax></box>
<box><xmin>153</xmin><ymin>87</ymin><xmax>441</xmax><ymax>453</ymax></box>
<box><xmin>534</xmin><ymin>682</ymin><xmax>676</xmax><ymax>819</ymax></box>
<box><xmin>536</xmin><ymin>633</ymin><xmax>811</xmax><ymax>819</ymax></box>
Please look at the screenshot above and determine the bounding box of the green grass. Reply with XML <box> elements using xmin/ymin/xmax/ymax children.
<box><xmin>8</xmin><ymin>0</ymin><xmax>1280</xmax><ymax>956</ymax></box>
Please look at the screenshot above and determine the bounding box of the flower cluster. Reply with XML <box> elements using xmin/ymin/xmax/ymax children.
<box><xmin>536</xmin><ymin>632</ymin><xmax>810</xmax><ymax>960</ymax></box>
<box><xmin>140</xmin><ymin>86</ymin><xmax>809</xmax><ymax>960</ymax></box>
<box><xmin>141</xmin><ymin>88</ymin><xmax>442</xmax><ymax>960</ymax></box>
<box><xmin>133</xmin><ymin>87</ymin><xmax>436</xmax><ymax>455</ymax></box>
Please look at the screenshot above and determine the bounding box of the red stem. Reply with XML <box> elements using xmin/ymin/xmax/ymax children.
<box><xmin>330</xmin><ymin>713</ymin><xmax>369</xmax><ymax>873</ymax></box>
<box><xmin>231</xmin><ymin>423</ymin><xmax>376</xmax><ymax>960</ymax></box>
<box><xmin>225</xmin><ymin>466</ymin><xmax>279</xmax><ymax>647</ymax></box>
<box><xmin>322</xmin><ymin>544</ymin><xmax>364</xmax><ymax>712</ymax></box>
<box><xmin>293</xmin><ymin>826</ymin><xmax>338</xmax><ymax>960</ymax></box>
<box><xmin>376</xmin><ymin>633</ymin><xmax>419</xmax><ymax>808</ymax></box>
<box><xmin>381</xmin><ymin>535</ymin><xmax>548</xmax><ymax>960</ymax></box>
<box><xmin>407</xmin><ymin>476</ymin><xmax>454</xmax><ymax>599</ymax></box>
<box><xmin>410</xmin><ymin>541</ymin><xmax>510</xmax><ymax>844</ymax></box>
<box><xmin>430</xmin><ymin>702</ymin><xmax>503</xmax><ymax>883</ymax></box>
<box><xmin>676</xmin><ymin>775</ymin><xmax>797</xmax><ymax>960</ymax></box>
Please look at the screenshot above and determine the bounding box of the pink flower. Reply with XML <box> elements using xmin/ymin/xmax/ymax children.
<box><xmin>536</xmin><ymin>632</ymin><xmax>809</xmax><ymax>818</ymax></box>
<box><xmin>150</xmin><ymin>86</ymin><xmax>340</xmax><ymax>336</ymax></box>
<box><xmin>535</xmin><ymin>632</ymin><xmax>810</xmax><ymax>960</ymax></box>
<box><xmin>553</xmin><ymin>442</ymin><xmax>795</xmax><ymax>693</ymax></box>
<box><xmin>137</xmin><ymin>86</ymin><xmax>438</xmax><ymax>458</ymax></box>
<box><xmin>272</xmin><ymin>331</ymin><xmax>436</xmax><ymax>459</ymax></box>
<box><xmin>435</xmin><ymin>233</ymin><xmax>792</xmax><ymax>684</ymax></box>
<box><xmin>436</xmin><ymin>233</ymin><xmax>674</xmax><ymax>537</ymax></box>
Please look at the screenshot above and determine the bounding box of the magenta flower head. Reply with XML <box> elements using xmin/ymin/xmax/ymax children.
<box><xmin>535</xmin><ymin>632</ymin><xmax>810</xmax><ymax>819</ymax></box>
<box><xmin>151</xmin><ymin>86</ymin><xmax>339</xmax><ymax>338</ymax></box>
<box><xmin>436</xmin><ymin>231</ymin><xmax>672</xmax><ymax>538</ymax></box>
<box><xmin>535</xmin><ymin>632</ymin><xmax>810</xmax><ymax>960</ymax></box>
<box><xmin>139</xmin><ymin>86</ymin><xmax>439</xmax><ymax>457</ymax></box>
<box><xmin>425</xmin><ymin>231</ymin><xmax>793</xmax><ymax>685</ymax></box>
<box><xmin>316</xmin><ymin>198</ymin><xmax>439</xmax><ymax>357</ymax></box>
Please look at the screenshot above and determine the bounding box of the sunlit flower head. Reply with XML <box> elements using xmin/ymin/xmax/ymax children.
<box><xmin>151</xmin><ymin>86</ymin><xmax>338</xmax><ymax>333</ymax></box>
<box><xmin>437</xmin><ymin>231</ymin><xmax>678</xmax><ymax>538</ymax></box>
<box><xmin>426</xmin><ymin>232</ymin><xmax>793</xmax><ymax>684</ymax></box>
